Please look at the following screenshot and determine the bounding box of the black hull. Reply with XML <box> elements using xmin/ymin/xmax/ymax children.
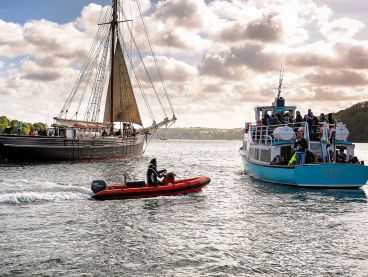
<box><xmin>0</xmin><ymin>135</ymin><xmax>144</xmax><ymax>162</ymax></box>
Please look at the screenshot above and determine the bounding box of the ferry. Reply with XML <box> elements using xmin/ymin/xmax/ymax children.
<box><xmin>239</xmin><ymin>72</ymin><xmax>368</xmax><ymax>188</ymax></box>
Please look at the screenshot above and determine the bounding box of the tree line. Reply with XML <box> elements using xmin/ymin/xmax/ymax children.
<box><xmin>0</xmin><ymin>116</ymin><xmax>47</xmax><ymax>135</ymax></box>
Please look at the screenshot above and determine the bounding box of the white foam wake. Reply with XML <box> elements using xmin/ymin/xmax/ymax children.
<box><xmin>0</xmin><ymin>191</ymin><xmax>91</xmax><ymax>204</ymax></box>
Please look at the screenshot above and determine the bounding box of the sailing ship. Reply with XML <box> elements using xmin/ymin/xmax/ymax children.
<box><xmin>0</xmin><ymin>0</ymin><xmax>176</xmax><ymax>162</ymax></box>
<box><xmin>239</xmin><ymin>66</ymin><xmax>368</xmax><ymax>188</ymax></box>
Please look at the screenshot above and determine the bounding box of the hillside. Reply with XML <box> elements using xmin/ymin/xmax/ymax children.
<box><xmin>335</xmin><ymin>101</ymin><xmax>368</xmax><ymax>143</ymax></box>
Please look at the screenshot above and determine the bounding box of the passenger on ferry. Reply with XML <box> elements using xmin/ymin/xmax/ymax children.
<box><xmin>295</xmin><ymin>111</ymin><xmax>303</xmax><ymax>126</ymax></box>
<box><xmin>262</xmin><ymin>113</ymin><xmax>269</xmax><ymax>125</ymax></box>
<box><xmin>304</xmin><ymin>110</ymin><xmax>314</xmax><ymax>139</ymax></box>
<box><xmin>267</xmin><ymin>114</ymin><xmax>273</xmax><ymax>126</ymax></box>
<box><xmin>271</xmin><ymin>114</ymin><xmax>280</xmax><ymax>125</ymax></box>
<box><xmin>147</xmin><ymin>158</ymin><xmax>166</xmax><ymax>186</ymax></box>
<box><xmin>317</xmin><ymin>154</ymin><xmax>323</xmax><ymax>163</ymax></box>
<box><xmin>276</xmin><ymin>113</ymin><xmax>283</xmax><ymax>124</ymax></box>
<box><xmin>283</xmin><ymin>112</ymin><xmax>294</xmax><ymax>124</ymax></box>
<box><xmin>319</xmin><ymin>113</ymin><xmax>326</xmax><ymax>123</ymax></box>
<box><xmin>294</xmin><ymin>132</ymin><xmax>308</xmax><ymax>164</ymax></box>
<box><xmin>102</xmin><ymin>129</ymin><xmax>108</xmax><ymax>136</ymax></box>
<box><xmin>271</xmin><ymin>155</ymin><xmax>282</xmax><ymax>165</ymax></box>
<box><xmin>337</xmin><ymin>149</ymin><xmax>347</xmax><ymax>163</ymax></box>
<box><xmin>305</xmin><ymin>150</ymin><xmax>316</xmax><ymax>163</ymax></box>
<box><xmin>327</xmin><ymin>113</ymin><xmax>335</xmax><ymax>124</ymax></box>
<box><xmin>312</xmin><ymin>115</ymin><xmax>319</xmax><ymax>140</ymax></box>
<box><xmin>348</xmin><ymin>156</ymin><xmax>360</xmax><ymax>164</ymax></box>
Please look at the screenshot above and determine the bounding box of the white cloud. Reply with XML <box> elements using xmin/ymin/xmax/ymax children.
<box><xmin>0</xmin><ymin>0</ymin><xmax>368</xmax><ymax>128</ymax></box>
<box><xmin>320</xmin><ymin>17</ymin><xmax>365</xmax><ymax>41</ymax></box>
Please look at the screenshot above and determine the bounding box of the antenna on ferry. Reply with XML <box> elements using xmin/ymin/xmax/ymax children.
<box><xmin>277</xmin><ymin>61</ymin><xmax>285</xmax><ymax>99</ymax></box>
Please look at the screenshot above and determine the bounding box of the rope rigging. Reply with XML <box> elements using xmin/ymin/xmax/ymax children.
<box><xmin>59</xmin><ymin>7</ymin><xmax>112</xmax><ymax>118</ymax></box>
<box><xmin>56</xmin><ymin>0</ymin><xmax>175</xmax><ymax>133</ymax></box>
<box><xmin>120</xmin><ymin>8</ymin><xmax>168</xmax><ymax>119</ymax></box>
<box><xmin>135</xmin><ymin>0</ymin><xmax>175</xmax><ymax>117</ymax></box>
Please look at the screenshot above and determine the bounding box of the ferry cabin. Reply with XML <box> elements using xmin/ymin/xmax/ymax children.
<box><xmin>242</xmin><ymin>100</ymin><xmax>356</xmax><ymax>167</ymax></box>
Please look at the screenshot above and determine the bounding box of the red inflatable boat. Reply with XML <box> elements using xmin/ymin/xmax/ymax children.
<box><xmin>91</xmin><ymin>175</ymin><xmax>210</xmax><ymax>200</ymax></box>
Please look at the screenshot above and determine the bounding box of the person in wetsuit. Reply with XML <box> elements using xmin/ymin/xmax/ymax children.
<box><xmin>146</xmin><ymin>158</ymin><xmax>166</xmax><ymax>186</ymax></box>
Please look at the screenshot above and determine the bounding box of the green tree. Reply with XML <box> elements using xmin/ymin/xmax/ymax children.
<box><xmin>10</xmin><ymin>120</ymin><xmax>19</xmax><ymax>134</ymax></box>
<box><xmin>21</xmin><ymin>123</ymin><xmax>31</xmax><ymax>135</ymax></box>
<box><xmin>33</xmin><ymin>122</ymin><xmax>46</xmax><ymax>131</ymax></box>
<box><xmin>0</xmin><ymin>116</ymin><xmax>10</xmax><ymax>133</ymax></box>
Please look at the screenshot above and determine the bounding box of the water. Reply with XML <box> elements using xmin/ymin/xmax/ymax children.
<box><xmin>1</xmin><ymin>141</ymin><xmax>368</xmax><ymax>276</ymax></box>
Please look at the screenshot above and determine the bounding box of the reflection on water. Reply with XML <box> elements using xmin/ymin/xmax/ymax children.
<box><xmin>0</xmin><ymin>140</ymin><xmax>368</xmax><ymax>276</ymax></box>
<box><xmin>250</xmin><ymin>177</ymin><xmax>367</xmax><ymax>203</ymax></box>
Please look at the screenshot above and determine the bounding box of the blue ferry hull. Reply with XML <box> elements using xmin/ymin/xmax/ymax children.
<box><xmin>241</xmin><ymin>155</ymin><xmax>368</xmax><ymax>188</ymax></box>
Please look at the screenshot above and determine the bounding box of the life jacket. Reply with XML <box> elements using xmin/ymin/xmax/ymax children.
<box><xmin>288</xmin><ymin>153</ymin><xmax>296</xmax><ymax>165</ymax></box>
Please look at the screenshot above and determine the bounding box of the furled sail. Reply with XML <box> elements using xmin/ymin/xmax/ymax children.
<box><xmin>103</xmin><ymin>41</ymin><xmax>142</xmax><ymax>126</ymax></box>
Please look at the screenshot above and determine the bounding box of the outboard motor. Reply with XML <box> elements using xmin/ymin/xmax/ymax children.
<box><xmin>91</xmin><ymin>180</ymin><xmax>107</xmax><ymax>193</ymax></box>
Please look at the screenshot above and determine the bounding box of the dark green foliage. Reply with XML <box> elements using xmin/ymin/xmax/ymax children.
<box><xmin>0</xmin><ymin>115</ymin><xmax>48</xmax><ymax>135</ymax></box>
<box><xmin>335</xmin><ymin>102</ymin><xmax>368</xmax><ymax>142</ymax></box>
<box><xmin>0</xmin><ymin>116</ymin><xmax>10</xmax><ymax>133</ymax></box>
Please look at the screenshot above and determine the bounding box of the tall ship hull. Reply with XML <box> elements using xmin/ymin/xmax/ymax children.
<box><xmin>0</xmin><ymin>1</ymin><xmax>176</xmax><ymax>162</ymax></box>
<box><xmin>0</xmin><ymin>134</ymin><xmax>144</xmax><ymax>162</ymax></box>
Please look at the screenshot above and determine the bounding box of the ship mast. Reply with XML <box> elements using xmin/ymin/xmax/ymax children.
<box><xmin>110</xmin><ymin>0</ymin><xmax>118</xmax><ymax>134</ymax></box>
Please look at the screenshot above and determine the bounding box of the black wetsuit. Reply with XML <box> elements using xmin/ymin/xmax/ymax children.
<box><xmin>147</xmin><ymin>163</ymin><xmax>166</xmax><ymax>186</ymax></box>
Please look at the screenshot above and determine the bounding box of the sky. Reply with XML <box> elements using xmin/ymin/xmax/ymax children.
<box><xmin>0</xmin><ymin>0</ymin><xmax>367</xmax><ymax>128</ymax></box>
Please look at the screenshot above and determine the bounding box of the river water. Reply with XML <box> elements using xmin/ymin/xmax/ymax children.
<box><xmin>1</xmin><ymin>140</ymin><xmax>368</xmax><ymax>276</ymax></box>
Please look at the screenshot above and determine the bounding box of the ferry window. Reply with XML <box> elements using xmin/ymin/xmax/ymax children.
<box><xmin>254</xmin><ymin>149</ymin><xmax>260</xmax><ymax>160</ymax></box>
<box><xmin>260</xmin><ymin>150</ymin><xmax>271</xmax><ymax>162</ymax></box>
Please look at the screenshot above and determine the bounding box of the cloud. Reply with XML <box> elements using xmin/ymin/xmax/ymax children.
<box><xmin>226</xmin><ymin>44</ymin><xmax>279</xmax><ymax>72</ymax></box>
<box><xmin>0</xmin><ymin>0</ymin><xmax>368</xmax><ymax>128</ymax></box>
<box><xmin>246</xmin><ymin>15</ymin><xmax>283</xmax><ymax>42</ymax></box>
<box><xmin>305</xmin><ymin>70</ymin><xmax>368</xmax><ymax>86</ymax></box>
<box><xmin>197</xmin><ymin>53</ymin><xmax>244</xmax><ymax>80</ymax></box>
<box><xmin>151</xmin><ymin>0</ymin><xmax>204</xmax><ymax>29</ymax></box>
<box><xmin>138</xmin><ymin>56</ymin><xmax>197</xmax><ymax>83</ymax></box>
<box><xmin>198</xmin><ymin>43</ymin><xmax>279</xmax><ymax>80</ymax></box>
<box><xmin>320</xmin><ymin>17</ymin><xmax>365</xmax><ymax>41</ymax></box>
<box><xmin>288</xmin><ymin>42</ymin><xmax>368</xmax><ymax>70</ymax></box>
<box><xmin>216</xmin><ymin>15</ymin><xmax>283</xmax><ymax>43</ymax></box>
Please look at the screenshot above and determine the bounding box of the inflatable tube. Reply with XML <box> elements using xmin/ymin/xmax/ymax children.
<box><xmin>91</xmin><ymin>176</ymin><xmax>210</xmax><ymax>200</ymax></box>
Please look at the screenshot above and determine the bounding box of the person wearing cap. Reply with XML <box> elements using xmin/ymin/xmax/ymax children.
<box><xmin>294</xmin><ymin>132</ymin><xmax>308</xmax><ymax>164</ymax></box>
<box><xmin>146</xmin><ymin>158</ymin><xmax>166</xmax><ymax>186</ymax></box>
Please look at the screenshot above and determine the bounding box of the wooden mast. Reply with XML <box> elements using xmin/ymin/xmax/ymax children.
<box><xmin>110</xmin><ymin>0</ymin><xmax>118</xmax><ymax>134</ymax></box>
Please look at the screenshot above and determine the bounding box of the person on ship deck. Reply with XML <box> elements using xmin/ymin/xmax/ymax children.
<box><xmin>337</xmin><ymin>148</ymin><xmax>347</xmax><ymax>163</ymax></box>
<box><xmin>293</xmin><ymin>132</ymin><xmax>308</xmax><ymax>164</ymax></box>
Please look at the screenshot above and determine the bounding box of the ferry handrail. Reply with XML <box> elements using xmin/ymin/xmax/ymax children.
<box><xmin>249</xmin><ymin>122</ymin><xmax>308</xmax><ymax>144</ymax></box>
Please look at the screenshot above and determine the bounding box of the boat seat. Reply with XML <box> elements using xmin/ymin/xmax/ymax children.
<box><xmin>126</xmin><ymin>181</ymin><xmax>145</xmax><ymax>187</ymax></box>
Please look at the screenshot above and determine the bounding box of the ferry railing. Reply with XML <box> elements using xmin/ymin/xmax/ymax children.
<box><xmin>250</xmin><ymin>122</ymin><xmax>308</xmax><ymax>145</ymax></box>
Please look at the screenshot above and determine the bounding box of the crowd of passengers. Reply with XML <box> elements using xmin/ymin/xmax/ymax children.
<box><xmin>269</xmin><ymin>129</ymin><xmax>361</xmax><ymax>166</ymax></box>
<box><xmin>261</xmin><ymin>109</ymin><xmax>335</xmax><ymax>126</ymax></box>
<box><xmin>260</xmin><ymin>109</ymin><xmax>362</xmax><ymax>166</ymax></box>
<box><xmin>101</xmin><ymin>123</ymin><xmax>136</xmax><ymax>138</ymax></box>
<box><xmin>261</xmin><ymin>109</ymin><xmax>337</xmax><ymax>141</ymax></box>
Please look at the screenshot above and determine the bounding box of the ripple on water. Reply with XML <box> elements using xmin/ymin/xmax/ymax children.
<box><xmin>0</xmin><ymin>140</ymin><xmax>368</xmax><ymax>276</ymax></box>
